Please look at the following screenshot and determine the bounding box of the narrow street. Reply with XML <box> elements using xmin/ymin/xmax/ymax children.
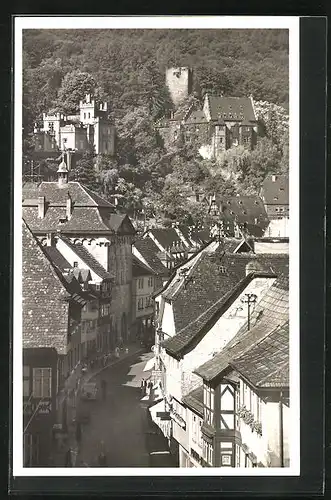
<box><xmin>73</xmin><ymin>349</ymin><xmax>175</xmax><ymax>468</ymax></box>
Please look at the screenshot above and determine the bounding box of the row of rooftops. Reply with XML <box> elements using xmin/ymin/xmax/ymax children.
<box><xmin>155</xmin><ymin>232</ymin><xmax>289</xmax><ymax>401</ymax></box>
<box><xmin>177</xmin><ymin>275</ymin><xmax>289</xmax><ymax>417</ymax></box>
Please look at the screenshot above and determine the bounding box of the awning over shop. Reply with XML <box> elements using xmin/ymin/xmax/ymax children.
<box><xmin>143</xmin><ymin>356</ymin><xmax>156</xmax><ymax>372</ymax></box>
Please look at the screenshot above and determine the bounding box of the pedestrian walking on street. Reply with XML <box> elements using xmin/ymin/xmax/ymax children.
<box><xmin>101</xmin><ymin>379</ymin><xmax>107</xmax><ymax>401</ymax></box>
<box><xmin>98</xmin><ymin>451</ymin><xmax>107</xmax><ymax>466</ymax></box>
<box><xmin>98</xmin><ymin>441</ymin><xmax>108</xmax><ymax>466</ymax></box>
<box><xmin>140</xmin><ymin>379</ymin><xmax>146</xmax><ymax>397</ymax></box>
<box><xmin>75</xmin><ymin>420</ymin><xmax>82</xmax><ymax>445</ymax></box>
<box><xmin>64</xmin><ymin>447</ymin><xmax>73</xmax><ymax>467</ymax></box>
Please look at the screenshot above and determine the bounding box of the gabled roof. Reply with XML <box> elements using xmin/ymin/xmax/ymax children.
<box><xmin>99</xmin><ymin>212</ymin><xmax>136</xmax><ymax>235</ymax></box>
<box><xmin>162</xmin><ymin>271</ymin><xmax>275</xmax><ymax>358</ymax></box>
<box><xmin>43</xmin><ymin>246</ymin><xmax>72</xmax><ymax>272</ymax></box>
<box><xmin>260</xmin><ymin>174</ymin><xmax>289</xmax><ymax>206</ymax></box>
<box><xmin>22</xmin><ymin>220</ymin><xmax>84</xmax><ymax>354</ymax></box>
<box><xmin>148</xmin><ymin>228</ymin><xmax>182</xmax><ymax>251</ymax></box>
<box><xmin>21</xmin><ymin>181</ymin><xmax>137</xmax><ymax>235</ymax></box>
<box><xmin>184</xmin><ymin>109</ymin><xmax>208</xmax><ymax>124</ymax></box>
<box><xmin>194</xmin><ymin>277</ymin><xmax>289</xmax><ymax>382</ymax></box>
<box><xmin>210</xmin><ymin>195</ymin><xmax>269</xmax><ymax>230</ymax></box>
<box><xmin>133</xmin><ymin>237</ymin><xmax>168</xmax><ymax>276</ymax></box>
<box><xmin>132</xmin><ymin>255</ymin><xmax>154</xmax><ymax>277</ymax></box>
<box><xmin>171</xmin><ymin>251</ymin><xmax>288</xmax><ymax>334</ymax></box>
<box><xmin>207</xmin><ymin>96</ymin><xmax>257</xmax><ymax>123</ymax></box>
<box><xmin>59</xmin><ymin>235</ymin><xmax>113</xmax><ymax>280</ymax></box>
<box><xmin>231</xmin><ymin>321</ymin><xmax>289</xmax><ymax>388</ymax></box>
<box><xmin>182</xmin><ymin>385</ymin><xmax>204</xmax><ymax>417</ymax></box>
<box><xmin>22</xmin><ymin>181</ymin><xmax>114</xmax><ymax>208</ymax></box>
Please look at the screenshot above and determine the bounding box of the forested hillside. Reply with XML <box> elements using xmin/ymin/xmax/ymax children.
<box><xmin>23</xmin><ymin>29</ymin><xmax>289</xmax><ymax>227</ymax></box>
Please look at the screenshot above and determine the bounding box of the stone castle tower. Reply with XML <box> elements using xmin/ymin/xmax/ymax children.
<box><xmin>166</xmin><ymin>67</ymin><xmax>193</xmax><ymax>108</ymax></box>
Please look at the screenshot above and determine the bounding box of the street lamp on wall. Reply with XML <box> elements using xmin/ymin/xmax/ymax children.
<box><xmin>241</xmin><ymin>293</ymin><xmax>257</xmax><ymax>331</ymax></box>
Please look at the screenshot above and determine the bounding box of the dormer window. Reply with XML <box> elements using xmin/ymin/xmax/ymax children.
<box><xmin>59</xmin><ymin>216</ymin><xmax>68</xmax><ymax>224</ymax></box>
<box><xmin>238</xmin><ymin>200</ymin><xmax>243</xmax><ymax>205</ymax></box>
<box><xmin>73</xmin><ymin>262</ymin><xmax>78</xmax><ymax>268</ymax></box>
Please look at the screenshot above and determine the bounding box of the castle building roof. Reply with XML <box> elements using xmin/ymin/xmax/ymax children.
<box><xmin>207</xmin><ymin>96</ymin><xmax>257</xmax><ymax>123</ymax></box>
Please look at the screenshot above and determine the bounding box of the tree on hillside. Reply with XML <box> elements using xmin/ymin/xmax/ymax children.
<box><xmin>54</xmin><ymin>70</ymin><xmax>105</xmax><ymax>114</ymax></box>
<box><xmin>194</xmin><ymin>67</ymin><xmax>233</xmax><ymax>98</ymax></box>
<box><xmin>71</xmin><ymin>143</ymin><xmax>98</xmax><ymax>190</ymax></box>
<box><xmin>239</xmin><ymin>137</ymin><xmax>282</xmax><ymax>194</ymax></box>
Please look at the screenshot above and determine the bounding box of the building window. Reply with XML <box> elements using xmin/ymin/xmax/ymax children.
<box><xmin>23</xmin><ymin>365</ymin><xmax>30</xmax><ymax>397</ymax></box>
<box><xmin>204</xmin><ymin>384</ymin><xmax>214</xmax><ymax>425</ymax></box>
<box><xmin>203</xmin><ymin>441</ymin><xmax>213</xmax><ymax>465</ymax></box>
<box><xmin>32</xmin><ymin>368</ymin><xmax>52</xmax><ymax>398</ymax></box>
<box><xmin>138</xmin><ymin>298</ymin><xmax>144</xmax><ymax>310</ymax></box>
<box><xmin>88</xmin><ymin>112</ymin><xmax>91</xmax><ymax>119</ymax></box>
<box><xmin>148</xmin><ymin>277</ymin><xmax>154</xmax><ymax>287</ymax></box>
<box><xmin>84</xmin><ymin>113</ymin><xmax>86</xmax><ymax>119</ymax></box>
<box><xmin>138</xmin><ymin>278</ymin><xmax>144</xmax><ymax>289</ymax></box>
<box><xmin>48</xmin><ymin>122</ymin><xmax>54</xmax><ymax>132</ymax></box>
<box><xmin>219</xmin><ymin>137</ymin><xmax>224</xmax><ymax>143</ymax></box>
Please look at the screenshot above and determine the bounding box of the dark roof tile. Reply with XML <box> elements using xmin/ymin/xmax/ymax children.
<box><xmin>134</xmin><ymin>237</ymin><xmax>168</xmax><ymax>276</ymax></box>
<box><xmin>43</xmin><ymin>246</ymin><xmax>72</xmax><ymax>271</ymax></box>
<box><xmin>208</xmin><ymin>96</ymin><xmax>257</xmax><ymax>122</ymax></box>
<box><xmin>182</xmin><ymin>385</ymin><xmax>204</xmax><ymax>416</ymax></box>
<box><xmin>132</xmin><ymin>255</ymin><xmax>154</xmax><ymax>277</ymax></box>
<box><xmin>194</xmin><ymin>278</ymin><xmax>289</xmax><ymax>381</ymax></box>
<box><xmin>59</xmin><ymin>236</ymin><xmax>113</xmax><ymax>280</ymax></box>
<box><xmin>260</xmin><ymin>174</ymin><xmax>289</xmax><ymax>206</ymax></box>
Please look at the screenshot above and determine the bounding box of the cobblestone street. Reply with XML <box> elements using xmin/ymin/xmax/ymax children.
<box><xmin>62</xmin><ymin>349</ymin><xmax>175</xmax><ymax>468</ymax></box>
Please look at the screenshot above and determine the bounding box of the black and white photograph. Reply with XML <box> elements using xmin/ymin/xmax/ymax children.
<box><xmin>13</xmin><ymin>16</ymin><xmax>300</xmax><ymax>476</ymax></box>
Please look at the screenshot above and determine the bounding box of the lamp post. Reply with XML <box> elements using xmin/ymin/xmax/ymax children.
<box><xmin>241</xmin><ymin>293</ymin><xmax>257</xmax><ymax>331</ymax></box>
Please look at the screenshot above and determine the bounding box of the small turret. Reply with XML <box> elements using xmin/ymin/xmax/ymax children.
<box><xmin>57</xmin><ymin>156</ymin><xmax>69</xmax><ymax>188</ymax></box>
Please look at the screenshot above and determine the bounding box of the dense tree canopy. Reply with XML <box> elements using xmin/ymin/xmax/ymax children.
<box><xmin>23</xmin><ymin>28</ymin><xmax>289</xmax><ymax>226</ymax></box>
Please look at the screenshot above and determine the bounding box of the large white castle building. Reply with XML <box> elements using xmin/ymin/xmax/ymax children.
<box><xmin>33</xmin><ymin>94</ymin><xmax>116</xmax><ymax>157</ymax></box>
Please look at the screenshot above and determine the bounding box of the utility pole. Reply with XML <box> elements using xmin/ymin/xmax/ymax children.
<box><xmin>241</xmin><ymin>293</ymin><xmax>257</xmax><ymax>331</ymax></box>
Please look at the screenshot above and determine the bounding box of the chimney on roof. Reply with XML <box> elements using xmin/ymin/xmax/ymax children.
<box><xmin>38</xmin><ymin>196</ymin><xmax>46</xmax><ymax>219</ymax></box>
<box><xmin>46</xmin><ymin>232</ymin><xmax>55</xmax><ymax>246</ymax></box>
<box><xmin>272</xmin><ymin>175</ymin><xmax>277</xmax><ymax>182</ymax></box>
<box><xmin>66</xmin><ymin>192</ymin><xmax>73</xmax><ymax>220</ymax></box>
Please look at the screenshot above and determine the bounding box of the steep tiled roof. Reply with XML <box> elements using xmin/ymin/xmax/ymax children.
<box><xmin>23</xmin><ymin>206</ymin><xmax>111</xmax><ymax>234</ymax></box>
<box><xmin>208</xmin><ymin>96</ymin><xmax>257</xmax><ymax>123</ymax></box>
<box><xmin>43</xmin><ymin>246</ymin><xmax>72</xmax><ymax>272</ymax></box>
<box><xmin>260</xmin><ymin>174</ymin><xmax>289</xmax><ymax>206</ymax></box>
<box><xmin>99</xmin><ymin>212</ymin><xmax>136</xmax><ymax>235</ymax></box>
<box><xmin>211</xmin><ymin>195</ymin><xmax>269</xmax><ymax>230</ymax></box>
<box><xmin>171</xmin><ymin>251</ymin><xmax>288</xmax><ymax>333</ymax></box>
<box><xmin>22</xmin><ymin>181</ymin><xmax>114</xmax><ymax>207</ymax></box>
<box><xmin>133</xmin><ymin>237</ymin><xmax>168</xmax><ymax>276</ymax></box>
<box><xmin>132</xmin><ymin>255</ymin><xmax>154</xmax><ymax>277</ymax></box>
<box><xmin>149</xmin><ymin>228</ymin><xmax>182</xmax><ymax>251</ymax></box>
<box><xmin>182</xmin><ymin>385</ymin><xmax>204</xmax><ymax>416</ymax></box>
<box><xmin>59</xmin><ymin>236</ymin><xmax>113</xmax><ymax>280</ymax></box>
<box><xmin>231</xmin><ymin>321</ymin><xmax>289</xmax><ymax>388</ymax></box>
<box><xmin>194</xmin><ymin>277</ymin><xmax>289</xmax><ymax>381</ymax></box>
<box><xmin>185</xmin><ymin>109</ymin><xmax>208</xmax><ymax>124</ymax></box>
<box><xmin>22</xmin><ymin>220</ymin><xmax>72</xmax><ymax>354</ymax></box>
<box><xmin>162</xmin><ymin>271</ymin><xmax>275</xmax><ymax>357</ymax></box>
<box><xmin>21</xmin><ymin>181</ymin><xmax>137</xmax><ymax>235</ymax></box>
